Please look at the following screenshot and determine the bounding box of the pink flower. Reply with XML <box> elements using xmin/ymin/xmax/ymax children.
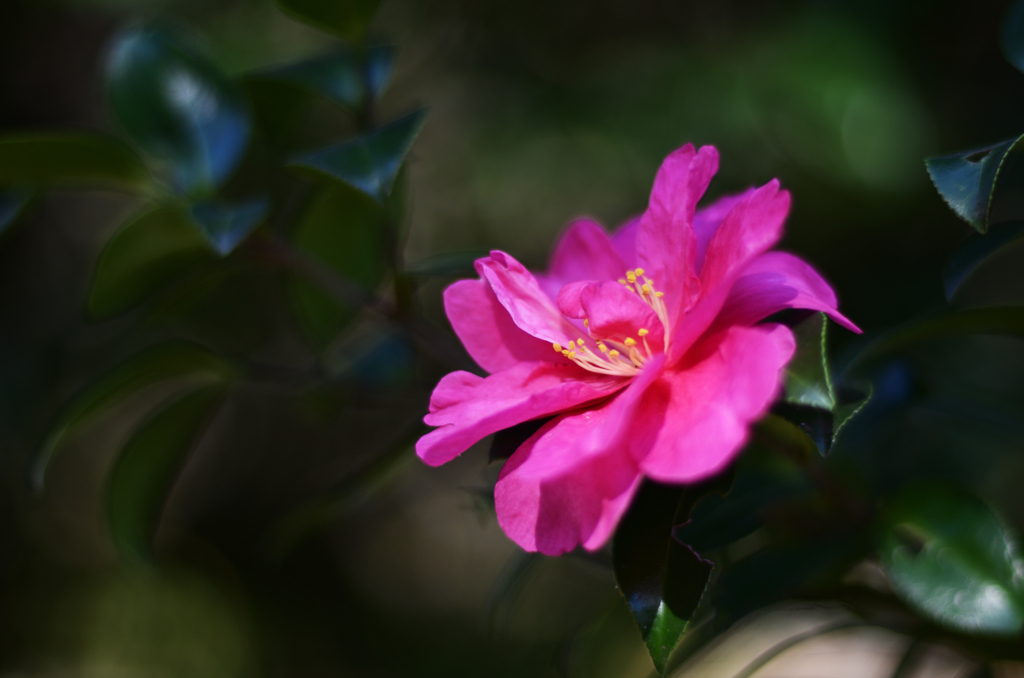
<box><xmin>417</xmin><ymin>144</ymin><xmax>859</xmax><ymax>555</ymax></box>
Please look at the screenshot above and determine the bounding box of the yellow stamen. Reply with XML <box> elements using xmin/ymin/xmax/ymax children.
<box><xmin>559</xmin><ymin>269</ymin><xmax>676</xmax><ymax>378</ymax></box>
<box><xmin>553</xmin><ymin>343</ymin><xmax>562</xmax><ymax>352</ymax></box>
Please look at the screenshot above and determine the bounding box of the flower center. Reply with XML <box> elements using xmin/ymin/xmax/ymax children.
<box><xmin>552</xmin><ymin>268</ymin><xmax>672</xmax><ymax>377</ymax></box>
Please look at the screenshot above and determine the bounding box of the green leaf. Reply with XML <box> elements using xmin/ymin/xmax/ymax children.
<box><xmin>876</xmin><ymin>483</ymin><xmax>1024</xmax><ymax>636</ymax></box>
<box><xmin>107</xmin><ymin>382</ymin><xmax>226</xmax><ymax>560</ymax></box>
<box><xmin>273</xmin><ymin>0</ymin><xmax>380</xmax><ymax>42</ymax></box>
<box><xmin>0</xmin><ymin>187</ymin><xmax>33</xmax><ymax>235</ymax></box>
<box><xmin>253</xmin><ymin>45</ymin><xmax>394</xmax><ymax>110</ymax></box>
<box><xmin>673</xmin><ymin>446</ymin><xmax>811</xmax><ymax>556</ymax></box>
<box><xmin>190</xmin><ymin>198</ymin><xmax>269</xmax><ymax>256</ymax></box>
<box><xmin>0</xmin><ymin>133</ymin><xmax>150</xmax><ymax>191</ymax></box>
<box><xmin>288</xmin><ymin>184</ymin><xmax>388</xmax><ymax>346</ymax></box>
<box><xmin>925</xmin><ymin>134</ymin><xmax>1024</xmax><ymax>234</ymax></box>
<box><xmin>1002</xmin><ymin>0</ymin><xmax>1024</xmax><ymax>74</ymax></box>
<box><xmin>33</xmin><ymin>343</ymin><xmax>231</xmax><ymax>489</ymax></box>
<box><xmin>943</xmin><ymin>221</ymin><xmax>1024</xmax><ymax>300</ymax></box>
<box><xmin>289</xmin><ymin>109</ymin><xmax>426</xmax><ymax>202</ymax></box>
<box><xmin>106</xmin><ymin>23</ymin><xmax>250</xmax><ymax>195</ymax></box>
<box><xmin>783</xmin><ymin>312</ymin><xmax>836</xmax><ymax>410</ymax></box>
<box><xmin>774</xmin><ymin>313</ymin><xmax>870</xmax><ymax>454</ymax></box>
<box><xmin>613</xmin><ymin>476</ymin><xmax>731</xmax><ymax>674</ymax></box>
<box><xmin>88</xmin><ymin>205</ymin><xmax>216</xmax><ymax>319</ymax></box>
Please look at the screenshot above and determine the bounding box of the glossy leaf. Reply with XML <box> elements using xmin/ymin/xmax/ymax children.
<box><xmin>0</xmin><ymin>133</ymin><xmax>149</xmax><ymax>191</ymax></box>
<box><xmin>273</xmin><ymin>0</ymin><xmax>380</xmax><ymax>42</ymax></box>
<box><xmin>0</xmin><ymin>187</ymin><xmax>32</xmax><ymax>235</ymax></box>
<box><xmin>876</xmin><ymin>483</ymin><xmax>1024</xmax><ymax>636</ymax></box>
<box><xmin>943</xmin><ymin>221</ymin><xmax>1024</xmax><ymax>299</ymax></box>
<box><xmin>253</xmin><ymin>45</ymin><xmax>394</xmax><ymax>111</ymax></box>
<box><xmin>673</xmin><ymin>447</ymin><xmax>810</xmax><ymax>556</ymax></box>
<box><xmin>774</xmin><ymin>313</ymin><xmax>870</xmax><ymax>454</ymax></box>
<box><xmin>288</xmin><ymin>184</ymin><xmax>388</xmax><ymax>346</ymax></box>
<box><xmin>1002</xmin><ymin>0</ymin><xmax>1024</xmax><ymax>74</ymax></box>
<box><xmin>88</xmin><ymin>205</ymin><xmax>215</xmax><ymax>319</ymax></box>
<box><xmin>783</xmin><ymin>312</ymin><xmax>835</xmax><ymax>410</ymax></box>
<box><xmin>289</xmin><ymin>109</ymin><xmax>426</xmax><ymax>201</ymax></box>
<box><xmin>925</xmin><ymin>134</ymin><xmax>1024</xmax><ymax>234</ymax></box>
<box><xmin>33</xmin><ymin>343</ymin><xmax>231</xmax><ymax>489</ymax></box>
<box><xmin>190</xmin><ymin>198</ymin><xmax>269</xmax><ymax>256</ymax></box>
<box><xmin>107</xmin><ymin>382</ymin><xmax>226</xmax><ymax>560</ymax></box>
<box><xmin>106</xmin><ymin>23</ymin><xmax>250</xmax><ymax>194</ymax></box>
<box><xmin>613</xmin><ymin>477</ymin><xmax>730</xmax><ymax>674</ymax></box>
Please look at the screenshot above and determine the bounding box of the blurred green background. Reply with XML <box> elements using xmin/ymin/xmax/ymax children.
<box><xmin>3</xmin><ymin>0</ymin><xmax>1024</xmax><ymax>675</ymax></box>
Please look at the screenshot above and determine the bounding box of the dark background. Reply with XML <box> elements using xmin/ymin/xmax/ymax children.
<box><xmin>1</xmin><ymin>0</ymin><xmax>1023</xmax><ymax>675</ymax></box>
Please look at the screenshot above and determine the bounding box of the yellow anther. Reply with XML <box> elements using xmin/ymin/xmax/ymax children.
<box><xmin>624</xmin><ymin>337</ymin><xmax>637</xmax><ymax>347</ymax></box>
<box><xmin>576</xmin><ymin>337</ymin><xmax>585</xmax><ymax>346</ymax></box>
<box><xmin>567</xmin><ymin>351</ymin><xmax>577</xmax><ymax>359</ymax></box>
<box><xmin>608</xmin><ymin>350</ymin><xmax>620</xmax><ymax>357</ymax></box>
<box><xmin>638</xmin><ymin>328</ymin><xmax>649</xmax><ymax>336</ymax></box>
<box><xmin>626</xmin><ymin>271</ymin><xmax>637</xmax><ymax>283</ymax></box>
<box><xmin>598</xmin><ymin>343</ymin><xmax>608</xmax><ymax>353</ymax></box>
<box><xmin>655</xmin><ymin>291</ymin><xmax>665</xmax><ymax>297</ymax></box>
<box><xmin>553</xmin><ymin>343</ymin><xmax>562</xmax><ymax>352</ymax></box>
<box><xmin>640</xmin><ymin>284</ymin><xmax>651</xmax><ymax>295</ymax></box>
<box><xmin>634</xmin><ymin>268</ymin><xmax>645</xmax><ymax>276</ymax></box>
<box><xmin>583</xmin><ymin>318</ymin><xmax>590</xmax><ymax>327</ymax></box>
<box><xmin>624</xmin><ymin>286</ymin><xmax>635</xmax><ymax>293</ymax></box>
<box><xmin>568</xmin><ymin>340</ymin><xmax>576</xmax><ymax>350</ymax></box>
<box><xmin>618</xmin><ymin>279</ymin><xmax>628</xmax><ymax>285</ymax></box>
<box><xmin>561</xmin><ymin>349</ymin><xmax>570</xmax><ymax>357</ymax></box>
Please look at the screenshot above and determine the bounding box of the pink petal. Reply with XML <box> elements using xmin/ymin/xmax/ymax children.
<box><xmin>495</xmin><ymin>356</ymin><xmax>665</xmax><ymax>555</ymax></box>
<box><xmin>547</xmin><ymin>219</ymin><xmax>628</xmax><ymax>286</ymax></box>
<box><xmin>610</xmin><ymin>216</ymin><xmax>640</xmax><ymax>267</ymax></box>
<box><xmin>417</xmin><ymin>361</ymin><xmax>626</xmax><ymax>466</ymax></box>
<box><xmin>632</xmin><ymin>324</ymin><xmax>795</xmax><ymax>482</ymax></box>
<box><xmin>444</xmin><ymin>280</ymin><xmax>567</xmax><ymax>374</ymax></box>
<box><xmin>476</xmin><ymin>251</ymin><xmax>581</xmax><ymax>346</ymax></box>
<box><xmin>712</xmin><ymin>251</ymin><xmax>861</xmax><ymax>333</ymax></box>
<box><xmin>557</xmin><ymin>281</ymin><xmax>664</xmax><ymax>348</ymax></box>
<box><xmin>668</xmin><ymin>180</ymin><xmax>791</xmax><ymax>362</ymax></box>
<box><xmin>636</xmin><ymin>144</ymin><xmax>719</xmax><ymax>331</ymax></box>
<box><xmin>554</xmin><ymin>281</ymin><xmax>592</xmax><ymax>319</ymax></box>
<box><xmin>693</xmin><ymin>189</ymin><xmax>756</xmax><ymax>273</ymax></box>
<box><xmin>699</xmin><ymin>179</ymin><xmax>790</xmax><ymax>293</ymax></box>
